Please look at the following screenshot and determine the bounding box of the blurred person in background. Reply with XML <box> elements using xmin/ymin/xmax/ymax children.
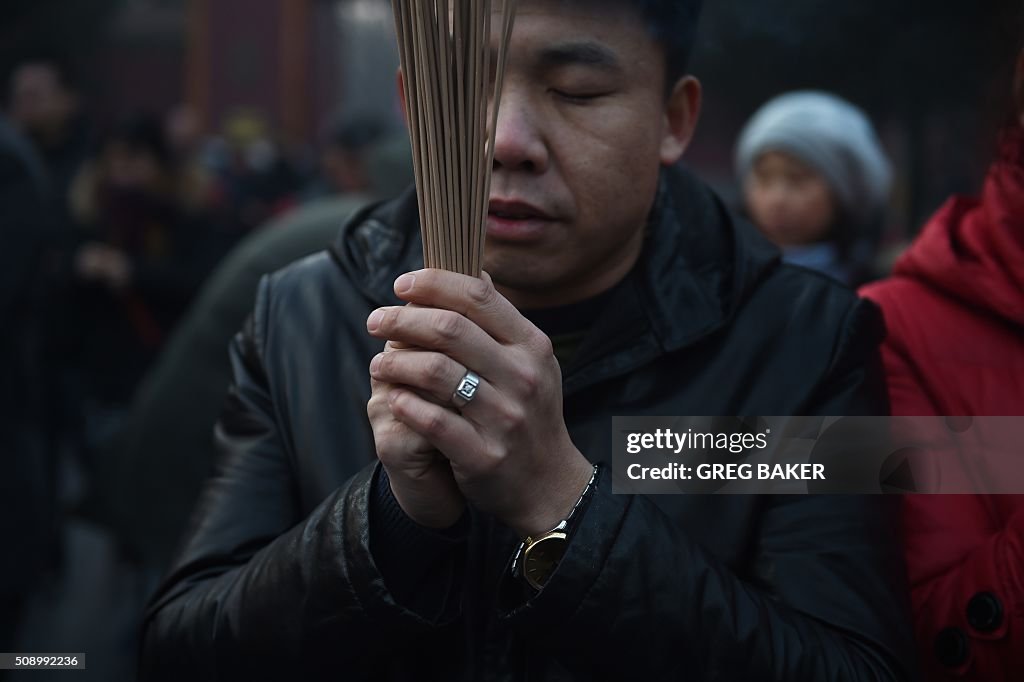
<box><xmin>80</xmin><ymin>118</ymin><xmax>413</xmax><ymax>575</ymax></box>
<box><xmin>163</xmin><ymin>104</ymin><xmax>220</xmax><ymax>215</ymax></box>
<box><xmin>7</xmin><ymin>54</ymin><xmax>91</xmax><ymax>233</ymax></box>
<box><xmin>305</xmin><ymin>116</ymin><xmax>389</xmax><ymax>199</ymax></box>
<box><xmin>214</xmin><ymin>110</ymin><xmax>305</xmax><ymax>233</ymax></box>
<box><xmin>0</xmin><ymin>114</ymin><xmax>56</xmax><ymax>674</ymax></box>
<box><xmin>65</xmin><ymin>113</ymin><xmax>229</xmax><ymax>459</ymax></box>
<box><xmin>860</xmin><ymin>43</ymin><xmax>1024</xmax><ymax>681</ymax></box>
<box><xmin>82</xmin><ymin>194</ymin><xmax>371</xmax><ymax>575</ymax></box>
<box><xmin>164</xmin><ymin>105</ymin><xmax>203</xmax><ymax>164</ymax></box>
<box><xmin>7</xmin><ymin>55</ymin><xmax>95</xmax><ymax>469</ymax></box>
<box><xmin>58</xmin><ymin>128</ymin><xmax>413</xmax><ymax>674</ymax></box>
<box><xmin>735</xmin><ymin>91</ymin><xmax>893</xmax><ymax>286</ymax></box>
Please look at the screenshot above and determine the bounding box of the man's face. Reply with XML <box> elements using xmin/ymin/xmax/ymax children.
<box><xmin>9</xmin><ymin>63</ymin><xmax>77</xmax><ymax>143</ymax></box>
<box><xmin>483</xmin><ymin>1</ymin><xmax>695</xmax><ymax>309</ymax></box>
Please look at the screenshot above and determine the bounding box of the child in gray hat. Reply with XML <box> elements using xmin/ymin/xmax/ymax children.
<box><xmin>735</xmin><ymin>91</ymin><xmax>892</xmax><ymax>285</ymax></box>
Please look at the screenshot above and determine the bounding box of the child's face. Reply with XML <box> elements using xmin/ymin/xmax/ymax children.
<box><xmin>745</xmin><ymin>151</ymin><xmax>838</xmax><ymax>248</ymax></box>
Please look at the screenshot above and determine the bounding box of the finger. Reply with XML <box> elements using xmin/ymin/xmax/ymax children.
<box><xmin>371</xmin><ymin>348</ymin><xmax>459</xmax><ymax>408</ymax></box>
<box><xmin>372</xmin><ymin>350</ymin><xmax>464</xmax><ymax>405</ymax></box>
<box><xmin>368</xmin><ymin>406</ymin><xmax>431</xmax><ymax>459</ymax></box>
<box><xmin>370</xmin><ymin>349</ymin><xmax>498</xmax><ymax>410</ymax></box>
<box><xmin>387</xmin><ymin>315</ymin><xmax>422</xmax><ymax>352</ymax></box>
<box><xmin>387</xmin><ymin>388</ymin><xmax>484</xmax><ymax>470</ymax></box>
<box><xmin>367</xmin><ymin>379</ymin><xmax>436</xmax><ymax>461</ymax></box>
<box><xmin>367</xmin><ymin>376</ymin><xmax>394</xmax><ymax>420</ymax></box>
<box><xmin>367</xmin><ymin>306</ymin><xmax>511</xmax><ymax>383</ymax></box>
<box><xmin>391</xmin><ymin>269</ymin><xmax>540</xmax><ymax>347</ymax></box>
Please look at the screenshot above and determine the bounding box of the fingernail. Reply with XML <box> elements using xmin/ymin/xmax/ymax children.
<box><xmin>395</xmin><ymin>273</ymin><xmax>415</xmax><ymax>295</ymax></box>
<box><xmin>370</xmin><ymin>353</ymin><xmax>383</xmax><ymax>374</ymax></box>
<box><xmin>367</xmin><ymin>309</ymin><xmax>384</xmax><ymax>332</ymax></box>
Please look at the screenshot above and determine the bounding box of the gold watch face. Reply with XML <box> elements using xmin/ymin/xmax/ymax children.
<box><xmin>522</xmin><ymin>531</ymin><xmax>568</xmax><ymax>590</ymax></box>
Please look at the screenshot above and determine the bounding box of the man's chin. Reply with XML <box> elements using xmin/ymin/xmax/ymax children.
<box><xmin>484</xmin><ymin>256</ymin><xmax>558</xmax><ymax>301</ymax></box>
<box><xmin>484</xmin><ymin>258</ymin><xmax>545</xmax><ymax>289</ymax></box>
<box><xmin>485</xmin><ymin>214</ymin><xmax>553</xmax><ymax>243</ymax></box>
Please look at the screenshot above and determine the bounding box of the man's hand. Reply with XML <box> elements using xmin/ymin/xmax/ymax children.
<box><xmin>367</xmin><ymin>341</ymin><xmax>466</xmax><ymax>529</ymax></box>
<box><xmin>366</xmin><ymin>269</ymin><xmax>594</xmax><ymax>539</ymax></box>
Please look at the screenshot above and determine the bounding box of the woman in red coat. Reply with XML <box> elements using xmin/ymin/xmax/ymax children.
<box><xmin>861</xmin><ymin>51</ymin><xmax>1024</xmax><ymax>680</ymax></box>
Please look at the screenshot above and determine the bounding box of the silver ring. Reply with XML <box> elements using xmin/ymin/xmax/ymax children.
<box><xmin>451</xmin><ymin>371</ymin><xmax>481</xmax><ymax>409</ymax></box>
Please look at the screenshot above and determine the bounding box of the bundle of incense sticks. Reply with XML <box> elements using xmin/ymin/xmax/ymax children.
<box><xmin>391</xmin><ymin>0</ymin><xmax>517</xmax><ymax>277</ymax></box>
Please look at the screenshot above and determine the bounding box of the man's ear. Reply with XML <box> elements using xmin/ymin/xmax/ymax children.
<box><xmin>396</xmin><ymin>68</ymin><xmax>409</xmax><ymax>126</ymax></box>
<box><xmin>660</xmin><ymin>76</ymin><xmax>702</xmax><ymax>166</ymax></box>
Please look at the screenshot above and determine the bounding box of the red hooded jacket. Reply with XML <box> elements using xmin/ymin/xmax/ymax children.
<box><xmin>862</xmin><ymin>128</ymin><xmax>1024</xmax><ymax>680</ymax></box>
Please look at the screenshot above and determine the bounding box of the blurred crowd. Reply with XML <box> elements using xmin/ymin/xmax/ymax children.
<box><xmin>1</xmin><ymin>52</ymin><xmax>413</xmax><ymax>679</ymax></box>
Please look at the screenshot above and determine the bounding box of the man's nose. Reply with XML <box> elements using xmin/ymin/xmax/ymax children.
<box><xmin>491</xmin><ymin>91</ymin><xmax>549</xmax><ymax>174</ymax></box>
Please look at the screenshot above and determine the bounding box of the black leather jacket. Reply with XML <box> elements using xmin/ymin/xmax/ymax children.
<box><xmin>141</xmin><ymin>168</ymin><xmax>915</xmax><ymax>681</ymax></box>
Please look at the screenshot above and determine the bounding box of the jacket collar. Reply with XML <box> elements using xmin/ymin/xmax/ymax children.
<box><xmin>330</xmin><ymin>184</ymin><xmax>422</xmax><ymax>307</ymax></box>
<box><xmin>634</xmin><ymin>165</ymin><xmax>779</xmax><ymax>353</ymax></box>
<box><xmin>557</xmin><ymin>166</ymin><xmax>780</xmax><ymax>392</ymax></box>
<box><xmin>331</xmin><ymin>167</ymin><xmax>780</xmax><ymax>382</ymax></box>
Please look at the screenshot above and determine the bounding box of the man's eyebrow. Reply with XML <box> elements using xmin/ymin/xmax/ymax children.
<box><xmin>536</xmin><ymin>42</ymin><xmax>623</xmax><ymax>72</ymax></box>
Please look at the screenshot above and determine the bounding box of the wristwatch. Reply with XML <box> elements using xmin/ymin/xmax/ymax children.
<box><xmin>512</xmin><ymin>464</ymin><xmax>600</xmax><ymax>591</ymax></box>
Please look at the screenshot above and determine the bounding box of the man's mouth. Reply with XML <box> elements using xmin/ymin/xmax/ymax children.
<box><xmin>491</xmin><ymin>210</ymin><xmax>535</xmax><ymax>220</ymax></box>
<box><xmin>488</xmin><ymin>199</ymin><xmax>552</xmax><ymax>221</ymax></box>
<box><xmin>487</xmin><ymin>199</ymin><xmax>553</xmax><ymax>242</ymax></box>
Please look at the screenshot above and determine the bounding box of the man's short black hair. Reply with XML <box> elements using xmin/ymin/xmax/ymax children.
<box><xmin>634</xmin><ymin>0</ymin><xmax>704</xmax><ymax>84</ymax></box>
<box><xmin>573</xmin><ymin>0</ymin><xmax>704</xmax><ymax>86</ymax></box>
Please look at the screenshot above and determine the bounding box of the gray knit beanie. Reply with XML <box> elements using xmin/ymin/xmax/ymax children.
<box><xmin>735</xmin><ymin>91</ymin><xmax>893</xmax><ymax>227</ymax></box>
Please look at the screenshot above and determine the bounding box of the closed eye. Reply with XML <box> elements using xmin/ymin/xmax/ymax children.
<box><xmin>551</xmin><ymin>89</ymin><xmax>610</xmax><ymax>105</ymax></box>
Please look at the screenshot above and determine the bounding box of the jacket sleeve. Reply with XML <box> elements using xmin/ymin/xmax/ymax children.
<box><xmin>139</xmin><ymin>277</ymin><xmax>460</xmax><ymax>681</ymax></box>
<box><xmin>498</xmin><ymin>298</ymin><xmax>916</xmax><ymax>681</ymax></box>
<box><xmin>879</xmin><ymin>302</ymin><xmax>1024</xmax><ymax>680</ymax></box>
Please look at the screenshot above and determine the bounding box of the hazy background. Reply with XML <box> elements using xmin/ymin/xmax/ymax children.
<box><xmin>2</xmin><ymin>0</ymin><xmax>1019</xmax><ymax>233</ymax></box>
